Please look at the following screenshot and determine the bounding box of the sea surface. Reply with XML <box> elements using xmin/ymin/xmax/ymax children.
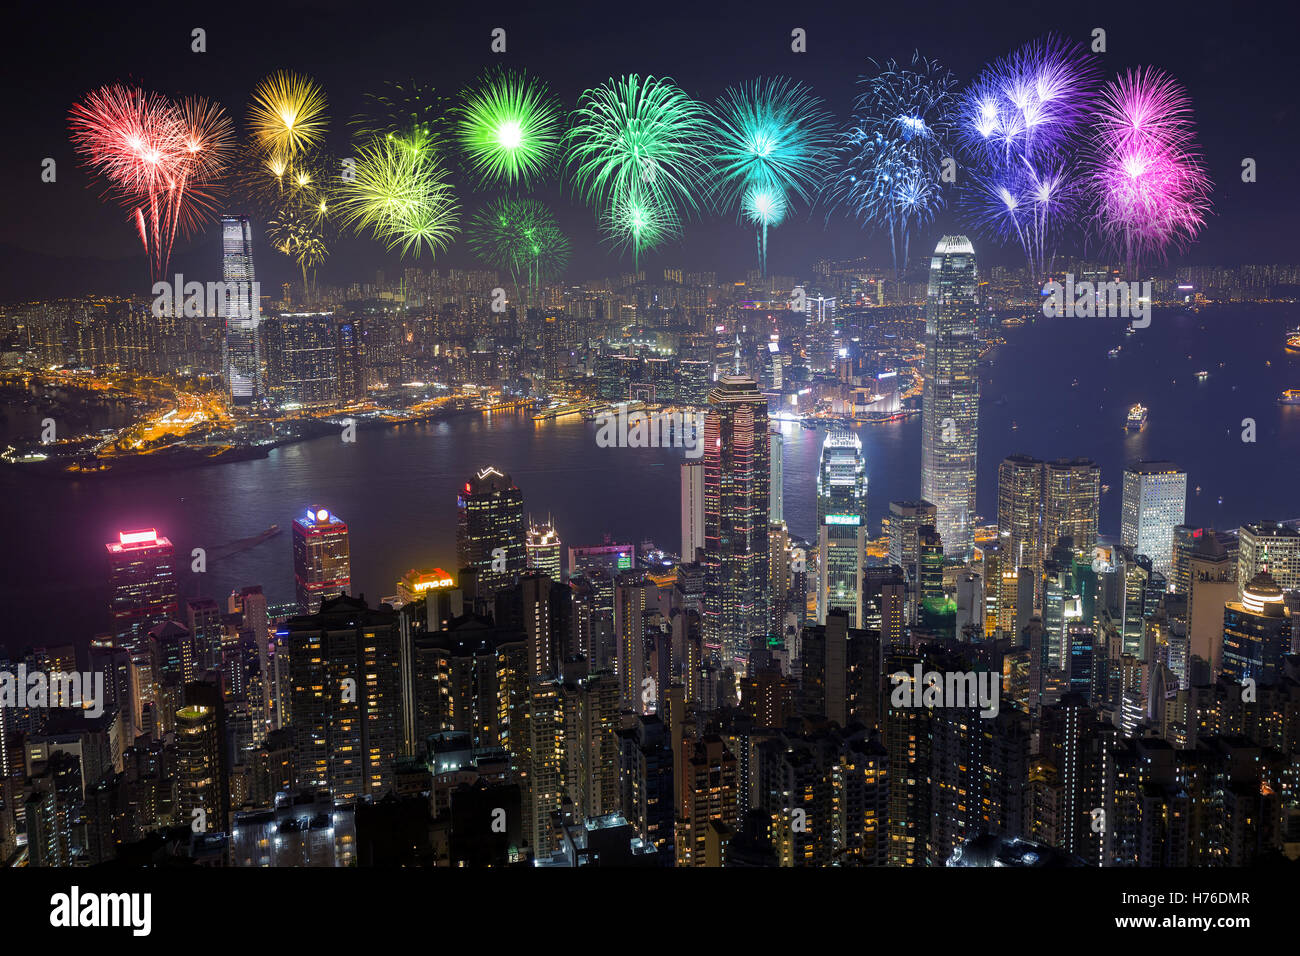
<box><xmin>2</xmin><ymin>303</ymin><xmax>1298</xmax><ymax>653</ymax></box>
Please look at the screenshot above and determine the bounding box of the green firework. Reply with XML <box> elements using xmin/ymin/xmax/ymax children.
<box><xmin>468</xmin><ymin>198</ymin><xmax>570</xmax><ymax>293</ymax></box>
<box><xmin>604</xmin><ymin>188</ymin><xmax>680</xmax><ymax>270</ymax></box>
<box><xmin>336</xmin><ymin>134</ymin><xmax>459</xmax><ymax>257</ymax></box>
<box><xmin>456</xmin><ymin>69</ymin><xmax>560</xmax><ymax>188</ymax></box>
<box><xmin>565</xmin><ymin>74</ymin><xmax>710</xmax><ymax>217</ymax></box>
<box><xmin>352</xmin><ymin>79</ymin><xmax>449</xmax><ymax>159</ymax></box>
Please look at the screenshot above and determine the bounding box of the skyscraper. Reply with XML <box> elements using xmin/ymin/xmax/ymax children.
<box><xmin>106</xmin><ymin>529</ymin><xmax>179</xmax><ymax>648</ymax></box>
<box><xmin>263</xmin><ymin>312</ymin><xmax>340</xmax><ymax>408</ymax></box>
<box><xmin>998</xmin><ymin>455</ymin><xmax>1046</xmax><ymax>619</ymax></box>
<box><xmin>221</xmin><ymin>216</ymin><xmax>260</xmax><ymax>406</ymax></box>
<box><xmin>1237</xmin><ymin>521</ymin><xmax>1300</xmax><ymax>597</ymax></box>
<box><xmin>1120</xmin><ymin>461</ymin><xmax>1187</xmax><ymax>579</ymax></box>
<box><xmin>292</xmin><ymin>506</ymin><xmax>352</xmax><ymax>615</ymax></box>
<box><xmin>1221</xmin><ymin>571</ymin><xmax>1293</xmax><ymax>687</ymax></box>
<box><xmin>703</xmin><ymin>375</ymin><xmax>770</xmax><ymax>673</ymax></box>
<box><xmin>920</xmin><ymin>236</ymin><xmax>979</xmax><ymax>559</ymax></box>
<box><xmin>680</xmin><ymin>461</ymin><xmax>705</xmax><ymax>562</ymax></box>
<box><xmin>816</xmin><ymin>430</ymin><xmax>868</xmax><ymax>626</ymax></box>
<box><xmin>769</xmin><ymin>429</ymin><xmax>784</xmax><ymax>524</ymax></box>
<box><xmin>886</xmin><ymin>499</ymin><xmax>936</xmax><ymax>622</ymax></box>
<box><xmin>457</xmin><ymin>466</ymin><xmax>526</xmax><ymax>596</ymax></box>
<box><xmin>1043</xmin><ymin>458</ymin><xmax>1101</xmax><ymax>559</ymax></box>
<box><xmin>525</xmin><ymin>516</ymin><xmax>563</xmax><ymax>581</ymax></box>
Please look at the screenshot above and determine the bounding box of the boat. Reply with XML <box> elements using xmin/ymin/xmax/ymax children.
<box><xmin>1108</xmin><ymin>347</ymin><xmax>1121</xmax><ymax>358</ymax></box>
<box><xmin>1280</xmin><ymin>389</ymin><xmax>1300</xmax><ymax>406</ymax></box>
<box><xmin>1124</xmin><ymin>326</ymin><xmax>1137</xmax><ymax>336</ymax></box>
<box><xmin>1126</xmin><ymin>403</ymin><xmax>1148</xmax><ymax>429</ymax></box>
<box><xmin>1196</xmin><ymin>370</ymin><xmax>1209</xmax><ymax>381</ymax></box>
<box><xmin>1287</xmin><ymin>329</ymin><xmax>1300</xmax><ymax>352</ymax></box>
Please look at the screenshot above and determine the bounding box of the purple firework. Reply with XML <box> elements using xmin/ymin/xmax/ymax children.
<box><xmin>1085</xmin><ymin>67</ymin><xmax>1212</xmax><ymax>275</ymax></box>
<box><xmin>959</xmin><ymin>34</ymin><xmax>1099</xmax><ymax>277</ymax></box>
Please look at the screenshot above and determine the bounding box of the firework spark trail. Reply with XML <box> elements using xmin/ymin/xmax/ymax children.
<box><xmin>958</xmin><ymin>35</ymin><xmax>1098</xmax><ymax>278</ymax></box>
<box><xmin>1085</xmin><ymin>67</ymin><xmax>1212</xmax><ymax>275</ymax></box>
<box><xmin>825</xmin><ymin>55</ymin><xmax>956</xmax><ymax>276</ymax></box>
<box><xmin>336</xmin><ymin>134</ymin><xmax>459</xmax><ymax>258</ymax></box>
<box><xmin>709</xmin><ymin>77</ymin><xmax>832</xmax><ymax>275</ymax></box>
<box><xmin>69</xmin><ymin>84</ymin><xmax>233</xmax><ymax>279</ymax></box>
<box><xmin>468</xmin><ymin>198</ymin><xmax>569</xmax><ymax>298</ymax></box>
<box><xmin>457</xmin><ymin>68</ymin><xmax>561</xmax><ymax>189</ymax></box>
<box><xmin>566</xmin><ymin>74</ymin><xmax>710</xmax><ymax>268</ymax></box>
<box><xmin>353</xmin><ymin>79</ymin><xmax>450</xmax><ymax>158</ymax></box>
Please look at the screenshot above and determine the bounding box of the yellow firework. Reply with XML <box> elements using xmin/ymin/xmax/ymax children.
<box><xmin>248</xmin><ymin>71</ymin><xmax>329</xmax><ymax>157</ymax></box>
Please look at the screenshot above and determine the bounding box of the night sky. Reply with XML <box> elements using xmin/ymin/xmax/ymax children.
<box><xmin>3</xmin><ymin>0</ymin><xmax>1296</xmax><ymax>297</ymax></box>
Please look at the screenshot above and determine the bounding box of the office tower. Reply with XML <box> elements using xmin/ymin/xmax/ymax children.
<box><xmin>1237</xmin><ymin>521</ymin><xmax>1300</xmax><ymax>596</ymax></box>
<box><xmin>457</xmin><ymin>466</ymin><xmax>526</xmax><ymax>597</ymax></box>
<box><xmin>614</xmin><ymin>571</ymin><xmax>649</xmax><ymax>710</ymax></box>
<box><xmin>702</xmin><ymin>376</ymin><xmax>771</xmax><ymax>673</ymax></box>
<box><xmin>263</xmin><ymin>313</ymin><xmax>340</xmax><ymax>407</ymax></box>
<box><xmin>292</xmin><ymin>505</ymin><xmax>351</xmax><ymax>615</ymax></box>
<box><xmin>920</xmin><ymin>235</ymin><xmax>979</xmax><ymax>559</ymax></box>
<box><xmin>815</xmin><ymin>431</ymin><xmax>868</xmax><ymax>625</ymax></box>
<box><xmin>799</xmin><ymin>610</ymin><xmax>848</xmax><ymax>726</ymax></box>
<box><xmin>1221</xmin><ymin>571</ymin><xmax>1293</xmax><ymax>687</ymax></box>
<box><xmin>185</xmin><ymin>598</ymin><xmax>224</xmax><ymax>672</ymax></box>
<box><xmin>887</xmin><ymin>499</ymin><xmax>936</xmax><ymax>622</ymax></box>
<box><xmin>917</xmin><ymin>526</ymin><xmax>945</xmax><ymax>611</ymax></box>
<box><xmin>106</xmin><ymin>528</ymin><xmax>179</xmax><ymax>648</ymax></box>
<box><xmin>336</xmin><ymin>317</ymin><xmax>366</xmax><ymax>403</ymax></box>
<box><xmin>769</xmin><ymin>429</ymin><xmax>784</xmax><ymax>524</ymax></box>
<box><xmin>1044</xmin><ymin>458</ymin><xmax>1101</xmax><ymax>559</ymax></box>
<box><xmin>681</xmin><ymin>461</ymin><xmax>705</xmax><ymax>562</ymax></box>
<box><xmin>1184</xmin><ymin>531</ymin><xmax>1236</xmax><ymax>673</ymax></box>
<box><xmin>284</xmin><ymin>595</ymin><xmax>401</xmax><ymax>803</ymax></box>
<box><xmin>221</xmin><ymin>216</ymin><xmax>261</xmax><ymax>405</ymax></box>
<box><xmin>525</xmin><ymin>516</ymin><xmax>563</xmax><ymax>581</ymax></box>
<box><xmin>998</xmin><ymin>455</ymin><xmax>1045</xmax><ymax>621</ymax></box>
<box><xmin>1120</xmin><ymin>461</ymin><xmax>1187</xmax><ymax>578</ymax></box>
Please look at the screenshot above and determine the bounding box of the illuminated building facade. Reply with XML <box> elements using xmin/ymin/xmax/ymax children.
<box><xmin>293</xmin><ymin>506</ymin><xmax>352</xmax><ymax>615</ymax></box>
<box><xmin>526</xmin><ymin>516</ymin><xmax>563</xmax><ymax>581</ymax></box>
<box><xmin>1237</xmin><ymin>521</ymin><xmax>1300</xmax><ymax>597</ymax></box>
<box><xmin>106</xmin><ymin>528</ymin><xmax>179</xmax><ymax>648</ymax></box>
<box><xmin>456</xmin><ymin>466</ymin><xmax>526</xmax><ymax>597</ymax></box>
<box><xmin>702</xmin><ymin>375</ymin><xmax>770</xmax><ymax>672</ymax></box>
<box><xmin>920</xmin><ymin>236</ymin><xmax>979</xmax><ymax>560</ymax></box>
<box><xmin>816</xmin><ymin>430</ymin><xmax>867</xmax><ymax>626</ymax></box>
<box><xmin>1222</xmin><ymin>571</ymin><xmax>1293</xmax><ymax>687</ymax></box>
<box><xmin>1120</xmin><ymin>461</ymin><xmax>1187</xmax><ymax>579</ymax></box>
<box><xmin>221</xmin><ymin>216</ymin><xmax>260</xmax><ymax>406</ymax></box>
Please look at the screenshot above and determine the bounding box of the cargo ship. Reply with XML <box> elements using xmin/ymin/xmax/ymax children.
<box><xmin>1126</xmin><ymin>403</ymin><xmax>1148</xmax><ymax>429</ymax></box>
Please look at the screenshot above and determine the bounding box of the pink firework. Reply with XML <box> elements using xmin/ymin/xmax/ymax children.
<box><xmin>69</xmin><ymin>84</ymin><xmax>234</xmax><ymax>279</ymax></box>
<box><xmin>1086</xmin><ymin>67</ymin><xmax>1212</xmax><ymax>274</ymax></box>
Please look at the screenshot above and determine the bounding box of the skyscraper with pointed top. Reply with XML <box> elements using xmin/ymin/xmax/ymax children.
<box><xmin>920</xmin><ymin>236</ymin><xmax>979</xmax><ymax>560</ymax></box>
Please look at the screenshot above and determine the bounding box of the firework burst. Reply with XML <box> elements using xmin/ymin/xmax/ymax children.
<box><xmin>69</xmin><ymin>84</ymin><xmax>234</xmax><ymax>278</ymax></box>
<box><xmin>958</xmin><ymin>35</ymin><xmax>1099</xmax><ymax>277</ymax></box>
<box><xmin>353</xmin><ymin>79</ymin><xmax>449</xmax><ymax>159</ymax></box>
<box><xmin>1085</xmin><ymin>67</ymin><xmax>1212</xmax><ymax>274</ymax></box>
<box><xmin>336</xmin><ymin>134</ymin><xmax>459</xmax><ymax>258</ymax></box>
<box><xmin>709</xmin><ymin>77</ymin><xmax>832</xmax><ymax>275</ymax></box>
<box><xmin>468</xmin><ymin>198</ymin><xmax>570</xmax><ymax>297</ymax></box>
<box><xmin>247</xmin><ymin>70</ymin><xmax>329</xmax><ymax>159</ymax></box>
<box><xmin>456</xmin><ymin>68</ymin><xmax>560</xmax><ymax>188</ymax></box>
<box><xmin>566</xmin><ymin>74</ymin><xmax>709</xmax><ymax>268</ymax></box>
<box><xmin>825</xmin><ymin>54</ymin><xmax>956</xmax><ymax>276</ymax></box>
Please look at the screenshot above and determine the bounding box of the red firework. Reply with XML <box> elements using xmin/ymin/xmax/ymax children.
<box><xmin>69</xmin><ymin>84</ymin><xmax>234</xmax><ymax>279</ymax></box>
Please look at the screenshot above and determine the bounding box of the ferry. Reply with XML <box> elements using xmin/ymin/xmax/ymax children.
<box><xmin>1108</xmin><ymin>347</ymin><xmax>1122</xmax><ymax>358</ymax></box>
<box><xmin>1287</xmin><ymin>328</ymin><xmax>1300</xmax><ymax>352</ymax></box>
<box><xmin>1196</xmin><ymin>370</ymin><xmax>1209</xmax><ymax>382</ymax></box>
<box><xmin>1280</xmin><ymin>389</ymin><xmax>1300</xmax><ymax>406</ymax></box>
<box><xmin>1126</xmin><ymin>403</ymin><xmax>1148</xmax><ymax>429</ymax></box>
